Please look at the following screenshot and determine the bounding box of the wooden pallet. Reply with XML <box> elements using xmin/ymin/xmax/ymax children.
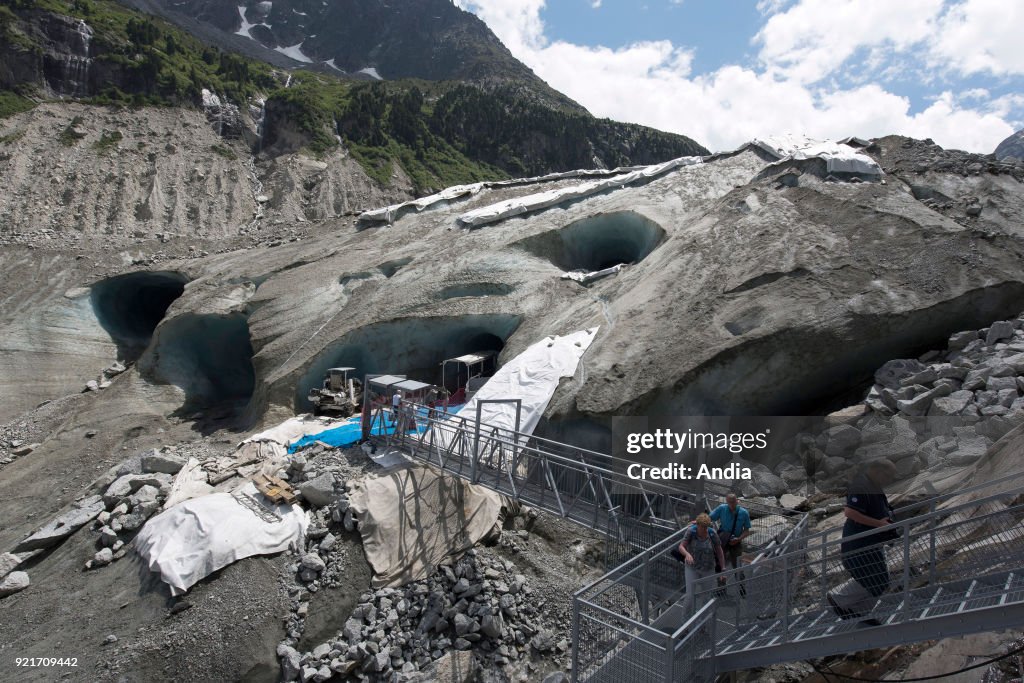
<box><xmin>252</xmin><ymin>473</ymin><xmax>299</xmax><ymax>505</ymax></box>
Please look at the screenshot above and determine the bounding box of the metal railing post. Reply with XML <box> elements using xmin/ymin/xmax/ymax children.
<box><xmin>781</xmin><ymin>554</ymin><xmax>790</xmax><ymax>637</ymax></box>
<box><xmin>902</xmin><ymin>518</ymin><xmax>912</xmax><ymax>609</ymax></box>
<box><xmin>472</xmin><ymin>403</ymin><xmax>482</xmax><ymax>483</ymax></box>
<box><xmin>641</xmin><ymin>548</ymin><xmax>651</xmax><ymax>624</ymax></box>
<box><xmin>571</xmin><ymin>598</ymin><xmax>580</xmax><ymax>683</ymax></box>
<box><xmin>928</xmin><ymin>501</ymin><xmax>938</xmax><ymax>584</ymax></box>
<box><xmin>709</xmin><ymin>607</ymin><xmax>718</xmax><ymax>680</ymax></box>
<box><xmin>664</xmin><ymin>629</ymin><xmax>675</xmax><ymax>683</ymax></box>
<box><xmin>819</xmin><ymin>532</ymin><xmax>828</xmax><ymax>602</ymax></box>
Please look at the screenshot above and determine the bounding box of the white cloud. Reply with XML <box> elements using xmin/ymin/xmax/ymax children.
<box><xmin>754</xmin><ymin>0</ymin><xmax>944</xmax><ymax>84</ymax></box>
<box><xmin>756</xmin><ymin>0</ymin><xmax>792</xmax><ymax>15</ymax></box>
<box><xmin>454</xmin><ymin>0</ymin><xmax>1019</xmax><ymax>153</ymax></box>
<box><xmin>931</xmin><ymin>0</ymin><xmax>1024</xmax><ymax>76</ymax></box>
<box><xmin>590</xmin><ymin>0</ymin><xmax>602</xmax><ymax>8</ymax></box>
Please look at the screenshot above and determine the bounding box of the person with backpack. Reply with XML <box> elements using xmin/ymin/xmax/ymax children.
<box><xmin>828</xmin><ymin>458</ymin><xmax>898</xmax><ymax>625</ymax></box>
<box><xmin>678</xmin><ymin>513</ymin><xmax>726</xmax><ymax>614</ymax></box>
<box><xmin>710</xmin><ymin>492</ymin><xmax>752</xmax><ymax>595</ymax></box>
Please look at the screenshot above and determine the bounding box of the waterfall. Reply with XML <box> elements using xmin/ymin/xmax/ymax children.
<box><xmin>246</xmin><ymin>155</ymin><xmax>265</xmax><ymax>232</ymax></box>
<box><xmin>255</xmin><ymin>97</ymin><xmax>267</xmax><ymax>152</ymax></box>
<box><xmin>56</xmin><ymin>19</ymin><xmax>94</xmax><ymax>97</ymax></box>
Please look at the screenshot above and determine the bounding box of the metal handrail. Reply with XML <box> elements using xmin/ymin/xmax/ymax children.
<box><xmin>760</xmin><ymin>471</ymin><xmax>1024</xmax><ymax>556</ymax></box>
<box><xmin>686</xmin><ymin>486</ymin><xmax>1024</xmax><ymax>644</ymax></box>
<box><xmin>390</xmin><ymin>402</ymin><xmax>802</xmax><ymax>527</ymax></box>
<box><xmin>575</xmin><ymin>467</ymin><xmax>1024</xmax><ymax>682</ymax></box>
<box><xmin>694</xmin><ymin>473</ymin><xmax>1024</xmax><ymax>596</ymax></box>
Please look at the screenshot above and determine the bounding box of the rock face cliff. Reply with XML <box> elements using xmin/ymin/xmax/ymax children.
<box><xmin>996</xmin><ymin>129</ymin><xmax>1024</xmax><ymax>162</ymax></box>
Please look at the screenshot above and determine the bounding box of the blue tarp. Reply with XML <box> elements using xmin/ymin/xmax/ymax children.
<box><xmin>288</xmin><ymin>405</ymin><xmax>464</xmax><ymax>453</ymax></box>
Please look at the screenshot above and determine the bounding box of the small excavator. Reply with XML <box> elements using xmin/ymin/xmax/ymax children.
<box><xmin>308</xmin><ymin>367</ymin><xmax>363</xmax><ymax>417</ymax></box>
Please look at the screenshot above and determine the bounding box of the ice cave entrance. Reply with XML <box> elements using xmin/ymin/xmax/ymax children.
<box><xmin>90</xmin><ymin>271</ymin><xmax>188</xmax><ymax>361</ymax></box>
<box><xmin>516</xmin><ymin>211</ymin><xmax>666</xmax><ymax>272</ymax></box>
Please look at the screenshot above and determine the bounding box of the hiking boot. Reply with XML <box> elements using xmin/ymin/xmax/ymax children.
<box><xmin>827</xmin><ymin>594</ymin><xmax>862</xmax><ymax>620</ymax></box>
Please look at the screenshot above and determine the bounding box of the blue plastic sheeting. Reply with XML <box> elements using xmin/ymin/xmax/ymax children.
<box><xmin>288</xmin><ymin>405</ymin><xmax>464</xmax><ymax>453</ymax></box>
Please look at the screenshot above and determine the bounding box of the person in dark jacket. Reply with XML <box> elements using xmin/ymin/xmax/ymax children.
<box><xmin>828</xmin><ymin>458</ymin><xmax>898</xmax><ymax>623</ymax></box>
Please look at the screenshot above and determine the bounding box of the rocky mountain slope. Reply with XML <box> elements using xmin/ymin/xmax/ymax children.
<box><xmin>122</xmin><ymin>0</ymin><xmax>576</xmax><ymax>107</ymax></box>
<box><xmin>0</xmin><ymin>0</ymin><xmax>707</xmax><ymax>197</ymax></box>
<box><xmin>996</xmin><ymin>128</ymin><xmax>1024</xmax><ymax>161</ymax></box>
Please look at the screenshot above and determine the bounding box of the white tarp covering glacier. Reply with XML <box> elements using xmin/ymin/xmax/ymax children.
<box><xmin>750</xmin><ymin>134</ymin><xmax>882</xmax><ymax>176</ymax></box>
<box><xmin>357</xmin><ymin>164</ymin><xmax>657</xmax><ymax>225</ymax></box>
<box><xmin>456</xmin><ymin>157</ymin><xmax>703</xmax><ymax>228</ymax></box>
<box><xmin>455</xmin><ymin>327</ymin><xmax>599</xmax><ymax>437</ymax></box>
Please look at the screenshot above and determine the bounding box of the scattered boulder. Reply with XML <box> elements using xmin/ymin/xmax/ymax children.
<box><xmin>91</xmin><ymin>548</ymin><xmax>113</xmax><ymax>568</ymax></box>
<box><xmin>0</xmin><ymin>552</ymin><xmax>21</xmax><ymax>579</ymax></box>
<box><xmin>278</xmin><ymin>643</ymin><xmax>303</xmax><ymax>681</ymax></box>
<box><xmin>102</xmin><ymin>473</ymin><xmax>172</xmax><ymax>507</ymax></box>
<box><xmin>986</xmin><ymin>320</ymin><xmax>1015</xmax><ymax>346</ymax></box>
<box><xmin>875</xmin><ymin>359</ymin><xmax>925</xmax><ymax>390</ymax></box>
<box><xmin>929</xmin><ymin>390</ymin><xmax>973</xmax><ymax>417</ymax></box>
<box><xmin>11</xmin><ymin>443</ymin><xmax>36</xmax><ymax>457</ymax></box>
<box><xmin>140</xmin><ymin>450</ymin><xmax>185</xmax><ymax>475</ymax></box>
<box><xmin>823</xmin><ymin>424</ymin><xmax>861</xmax><ymax>455</ymax></box>
<box><xmin>778</xmin><ymin>493</ymin><xmax>807</xmax><ymax>509</ymax></box>
<box><xmin>14</xmin><ymin>495</ymin><xmax>105</xmax><ymax>552</ymax></box>
<box><xmin>0</xmin><ymin>570</ymin><xmax>29</xmax><ymax>597</ymax></box>
<box><xmin>299</xmin><ymin>472</ymin><xmax>342</xmax><ymax>508</ymax></box>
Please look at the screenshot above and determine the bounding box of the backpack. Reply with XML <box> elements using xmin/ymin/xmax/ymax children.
<box><xmin>670</xmin><ymin>524</ymin><xmax>719</xmax><ymax>565</ymax></box>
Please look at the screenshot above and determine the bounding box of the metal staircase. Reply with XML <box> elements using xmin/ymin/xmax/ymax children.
<box><xmin>373</xmin><ymin>402</ymin><xmax>1024</xmax><ymax>680</ymax></box>
<box><xmin>574</xmin><ymin>468</ymin><xmax>1024</xmax><ymax>682</ymax></box>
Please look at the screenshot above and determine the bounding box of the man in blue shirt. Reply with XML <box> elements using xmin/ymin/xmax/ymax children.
<box><xmin>710</xmin><ymin>493</ymin><xmax>752</xmax><ymax>590</ymax></box>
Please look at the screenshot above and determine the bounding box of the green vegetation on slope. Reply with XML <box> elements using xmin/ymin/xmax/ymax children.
<box><xmin>1</xmin><ymin>0</ymin><xmax>278</xmax><ymax>106</ymax></box>
<box><xmin>268</xmin><ymin>77</ymin><xmax>705</xmax><ymax>193</ymax></box>
<box><xmin>264</xmin><ymin>74</ymin><xmax>508</xmax><ymax>193</ymax></box>
<box><xmin>0</xmin><ymin>90</ymin><xmax>33</xmax><ymax>118</ymax></box>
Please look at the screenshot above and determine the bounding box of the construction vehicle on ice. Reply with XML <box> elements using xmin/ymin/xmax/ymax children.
<box><xmin>308</xmin><ymin>367</ymin><xmax>363</xmax><ymax>417</ymax></box>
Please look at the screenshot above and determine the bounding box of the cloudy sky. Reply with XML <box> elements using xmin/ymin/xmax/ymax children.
<box><xmin>452</xmin><ymin>0</ymin><xmax>1023</xmax><ymax>153</ymax></box>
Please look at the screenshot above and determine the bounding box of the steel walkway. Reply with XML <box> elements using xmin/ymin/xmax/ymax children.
<box><xmin>574</xmin><ymin>468</ymin><xmax>1024</xmax><ymax>682</ymax></box>
<box><xmin>376</xmin><ymin>404</ymin><xmax>802</xmax><ymax>562</ymax></box>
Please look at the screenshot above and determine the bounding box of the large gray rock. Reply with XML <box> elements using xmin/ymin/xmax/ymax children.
<box><xmin>929</xmin><ymin>390</ymin><xmax>973</xmax><ymax>417</ymax></box>
<box><xmin>0</xmin><ymin>552</ymin><xmax>21</xmax><ymax>580</ymax></box>
<box><xmin>0</xmin><ymin>570</ymin><xmax>30</xmax><ymax>597</ymax></box>
<box><xmin>278</xmin><ymin>643</ymin><xmax>302</xmax><ymax>682</ymax></box>
<box><xmin>103</xmin><ymin>473</ymin><xmax>172</xmax><ymax>507</ymax></box>
<box><xmin>948</xmin><ymin>330</ymin><xmax>979</xmax><ymax>351</ymax></box>
<box><xmin>300</xmin><ymin>553</ymin><xmax>326</xmax><ymax>573</ymax></box>
<box><xmin>14</xmin><ymin>495</ymin><xmax>105</xmax><ymax>552</ymax></box>
<box><xmin>986</xmin><ymin>320</ymin><xmax>1015</xmax><ymax>346</ymax></box>
<box><xmin>875</xmin><ymin>359</ymin><xmax>926</xmax><ymax>391</ymax></box>
<box><xmin>298</xmin><ymin>472</ymin><xmax>342</xmax><ymax>508</ymax></box>
<box><xmin>950</xmin><ymin>434</ymin><xmax>991</xmax><ymax>465</ymax></box>
<box><xmin>140</xmin><ymin>450</ymin><xmax>185</xmax><ymax>474</ymax></box>
<box><xmin>747</xmin><ymin>468</ymin><xmax>787</xmax><ymax>497</ymax></box>
<box><xmin>823</xmin><ymin>424</ymin><xmax>861</xmax><ymax>456</ymax></box>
